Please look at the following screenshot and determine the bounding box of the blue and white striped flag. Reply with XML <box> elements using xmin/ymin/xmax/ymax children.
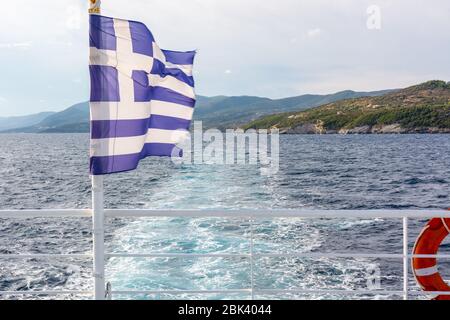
<box><xmin>89</xmin><ymin>15</ymin><xmax>196</xmax><ymax>175</ymax></box>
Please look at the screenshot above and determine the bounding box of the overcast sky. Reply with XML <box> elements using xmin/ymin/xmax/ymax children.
<box><xmin>0</xmin><ymin>0</ymin><xmax>449</xmax><ymax>117</ymax></box>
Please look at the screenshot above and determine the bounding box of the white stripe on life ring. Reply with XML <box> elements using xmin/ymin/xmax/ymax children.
<box><xmin>442</xmin><ymin>218</ymin><xmax>450</xmax><ymax>234</ymax></box>
<box><xmin>415</xmin><ymin>266</ymin><xmax>438</xmax><ymax>277</ymax></box>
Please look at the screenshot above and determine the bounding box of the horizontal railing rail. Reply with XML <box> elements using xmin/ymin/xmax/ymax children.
<box><xmin>0</xmin><ymin>209</ymin><xmax>449</xmax><ymax>300</ymax></box>
<box><xmin>0</xmin><ymin>209</ymin><xmax>91</xmax><ymax>218</ymax></box>
<box><xmin>0</xmin><ymin>291</ymin><xmax>93</xmax><ymax>296</ymax></box>
<box><xmin>1</xmin><ymin>208</ymin><xmax>450</xmax><ymax>219</ymax></box>
<box><xmin>2</xmin><ymin>253</ymin><xmax>449</xmax><ymax>259</ymax></box>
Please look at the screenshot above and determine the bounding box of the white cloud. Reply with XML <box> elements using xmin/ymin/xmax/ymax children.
<box><xmin>46</xmin><ymin>40</ymin><xmax>74</xmax><ymax>47</ymax></box>
<box><xmin>65</xmin><ymin>5</ymin><xmax>82</xmax><ymax>30</ymax></box>
<box><xmin>0</xmin><ymin>96</ymin><xmax>7</xmax><ymax>104</ymax></box>
<box><xmin>289</xmin><ymin>69</ymin><xmax>442</xmax><ymax>95</ymax></box>
<box><xmin>0</xmin><ymin>42</ymin><xmax>32</xmax><ymax>49</ymax></box>
<box><xmin>307</xmin><ymin>28</ymin><xmax>322</xmax><ymax>38</ymax></box>
<box><xmin>224</xmin><ymin>69</ymin><xmax>232</xmax><ymax>74</ymax></box>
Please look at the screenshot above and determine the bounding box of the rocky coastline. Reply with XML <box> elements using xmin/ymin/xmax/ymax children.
<box><xmin>280</xmin><ymin>123</ymin><xmax>450</xmax><ymax>134</ymax></box>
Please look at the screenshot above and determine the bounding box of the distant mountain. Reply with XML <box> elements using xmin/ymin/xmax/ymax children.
<box><xmin>2</xmin><ymin>102</ymin><xmax>89</xmax><ymax>133</ymax></box>
<box><xmin>37</xmin><ymin>102</ymin><xmax>89</xmax><ymax>128</ymax></box>
<box><xmin>244</xmin><ymin>80</ymin><xmax>450</xmax><ymax>134</ymax></box>
<box><xmin>0</xmin><ymin>112</ymin><xmax>55</xmax><ymax>131</ymax></box>
<box><xmin>2</xmin><ymin>88</ymin><xmax>394</xmax><ymax>133</ymax></box>
<box><xmin>194</xmin><ymin>89</ymin><xmax>394</xmax><ymax>129</ymax></box>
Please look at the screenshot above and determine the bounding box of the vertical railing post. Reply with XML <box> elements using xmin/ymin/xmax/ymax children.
<box><xmin>402</xmin><ymin>216</ymin><xmax>409</xmax><ymax>300</ymax></box>
<box><xmin>92</xmin><ymin>175</ymin><xmax>105</xmax><ymax>300</ymax></box>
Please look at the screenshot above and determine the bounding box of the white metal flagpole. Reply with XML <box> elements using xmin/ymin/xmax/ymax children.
<box><xmin>89</xmin><ymin>0</ymin><xmax>106</xmax><ymax>300</ymax></box>
<box><xmin>92</xmin><ymin>175</ymin><xmax>105</xmax><ymax>300</ymax></box>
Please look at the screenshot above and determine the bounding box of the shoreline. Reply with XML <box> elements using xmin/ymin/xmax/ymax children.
<box><xmin>1</xmin><ymin>131</ymin><xmax>450</xmax><ymax>135</ymax></box>
<box><xmin>277</xmin><ymin>124</ymin><xmax>450</xmax><ymax>134</ymax></box>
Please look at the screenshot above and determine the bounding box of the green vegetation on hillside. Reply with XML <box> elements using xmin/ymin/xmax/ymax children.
<box><xmin>244</xmin><ymin>80</ymin><xmax>450</xmax><ymax>133</ymax></box>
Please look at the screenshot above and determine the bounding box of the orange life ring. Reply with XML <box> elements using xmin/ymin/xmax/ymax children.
<box><xmin>412</xmin><ymin>217</ymin><xmax>450</xmax><ymax>300</ymax></box>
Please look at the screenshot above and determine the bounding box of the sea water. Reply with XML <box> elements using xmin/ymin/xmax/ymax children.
<box><xmin>0</xmin><ymin>134</ymin><xmax>449</xmax><ymax>299</ymax></box>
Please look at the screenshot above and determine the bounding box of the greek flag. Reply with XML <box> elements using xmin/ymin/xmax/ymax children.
<box><xmin>89</xmin><ymin>15</ymin><xmax>196</xmax><ymax>175</ymax></box>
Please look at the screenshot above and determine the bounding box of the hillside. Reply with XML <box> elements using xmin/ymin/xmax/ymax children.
<box><xmin>244</xmin><ymin>81</ymin><xmax>450</xmax><ymax>134</ymax></box>
<box><xmin>1</xmin><ymin>102</ymin><xmax>89</xmax><ymax>133</ymax></box>
<box><xmin>2</xmin><ymin>89</ymin><xmax>393</xmax><ymax>133</ymax></box>
<box><xmin>194</xmin><ymin>89</ymin><xmax>393</xmax><ymax>129</ymax></box>
<box><xmin>0</xmin><ymin>112</ymin><xmax>55</xmax><ymax>131</ymax></box>
<box><xmin>37</xmin><ymin>102</ymin><xmax>89</xmax><ymax>128</ymax></box>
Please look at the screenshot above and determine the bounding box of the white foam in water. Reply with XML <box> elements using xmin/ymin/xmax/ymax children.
<box><xmin>335</xmin><ymin>218</ymin><xmax>384</xmax><ymax>230</ymax></box>
<box><xmin>105</xmin><ymin>164</ymin><xmax>328</xmax><ymax>299</ymax></box>
<box><xmin>106</xmin><ymin>216</ymin><xmax>398</xmax><ymax>300</ymax></box>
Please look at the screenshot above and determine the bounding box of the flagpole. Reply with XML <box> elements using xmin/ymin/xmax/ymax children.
<box><xmin>91</xmin><ymin>175</ymin><xmax>105</xmax><ymax>300</ymax></box>
<box><xmin>89</xmin><ymin>0</ymin><xmax>106</xmax><ymax>300</ymax></box>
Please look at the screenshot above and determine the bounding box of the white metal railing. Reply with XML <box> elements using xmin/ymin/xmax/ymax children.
<box><xmin>0</xmin><ymin>208</ymin><xmax>450</xmax><ymax>300</ymax></box>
